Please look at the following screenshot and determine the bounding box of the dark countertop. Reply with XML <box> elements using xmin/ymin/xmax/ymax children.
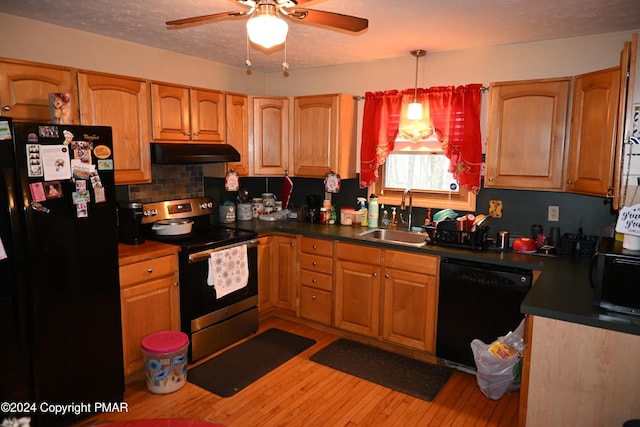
<box><xmin>234</xmin><ymin>218</ymin><xmax>640</xmax><ymax>337</ymax></box>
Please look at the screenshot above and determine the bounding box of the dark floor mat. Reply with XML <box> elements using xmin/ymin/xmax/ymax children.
<box><xmin>188</xmin><ymin>328</ymin><xmax>316</xmax><ymax>397</ymax></box>
<box><xmin>310</xmin><ymin>338</ymin><xmax>453</xmax><ymax>401</ymax></box>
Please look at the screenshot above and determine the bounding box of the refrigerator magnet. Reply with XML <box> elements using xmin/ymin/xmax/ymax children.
<box><xmin>27</xmin><ymin>144</ymin><xmax>43</xmax><ymax>177</ymax></box>
<box><xmin>45</xmin><ymin>181</ymin><xmax>63</xmax><ymax>199</ymax></box>
<box><xmin>93</xmin><ymin>145</ymin><xmax>111</xmax><ymax>160</ymax></box>
<box><xmin>76</xmin><ymin>202</ymin><xmax>88</xmax><ymax>218</ymax></box>
<box><xmin>29</xmin><ymin>182</ymin><xmax>47</xmax><ymax>202</ymax></box>
<box><xmin>97</xmin><ymin>159</ymin><xmax>113</xmax><ymax>170</ymax></box>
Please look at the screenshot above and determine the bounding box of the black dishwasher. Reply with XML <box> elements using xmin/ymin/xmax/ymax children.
<box><xmin>436</xmin><ymin>257</ymin><xmax>532</xmax><ymax>371</ymax></box>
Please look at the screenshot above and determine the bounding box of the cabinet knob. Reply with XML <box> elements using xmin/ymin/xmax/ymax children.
<box><xmin>487</xmin><ymin>177</ymin><xmax>494</xmax><ymax>182</ymax></box>
<box><xmin>373</xmin><ymin>272</ymin><xmax>377</xmax><ymax>277</ymax></box>
<box><xmin>2</xmin><ymin>105</ymin><xmax>10</xmax><ymax>112</ymax></box>
<box><xmin>385</xmin><ymin>274</ymin><xmax>389</xmax><ymax>279</ymax></box>
<box><xmin>147</xmin><ymin>268</ymin><xmax>153</xmax><ymax>273</ymax></box>
<box><xmin>567</xmin><ymin>180</ymin><xmax>574</xmax><ymax>184</ymax></box>
<box><xmin>173</xmin><ymin>282</ymin><xmax>179</xmax><ymax>287</ymax></box>
<box><xmin>184</xmin><ymin>131</ymin><xmax>191</xmax><ymax>136</ymax></box>
<box><xmin>312</xmin><ymin>261</ymin><xmax>317</xmax><ymax>266</ymax></box>
<box><xmin>311</xmin><ymin>295</ymin><xmax>317</xmax><ymax>300</ymax></box>
<box><xmin>312</xmin><ymin>245</ymin><xmax>317</xmax><ymax>249</ymax></box>
<box><xmin>193</xmin><ymin>132</ymin><xmax>199</xmax><ymax>136</ymax></box>
<box><xmin>311</xmin><ymin>279</ymin><xmax>316</xmax><ymax>283</ymax></box>
<box><xmin>290</xmin><ymin>243</ymin><xmax>295</xmax><ymax>247</ymax></box>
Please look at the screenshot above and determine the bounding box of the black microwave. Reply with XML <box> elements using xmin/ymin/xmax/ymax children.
<box><xmin>592</xmin><ymin>237</ymin><xmax>640</xmax><ymax>316</ymax></box>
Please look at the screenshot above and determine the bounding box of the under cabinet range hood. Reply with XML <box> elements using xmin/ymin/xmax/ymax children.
<box><xmin>151</xmin><ymin>143</ymin><xmax>241</xmax><ymax>164</ymax></box>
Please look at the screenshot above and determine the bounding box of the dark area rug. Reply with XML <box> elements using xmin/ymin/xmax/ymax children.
<box><xmin>188</xmin><ymin>328</ymin><xmax>316</xmax><ymax>397</ymax></box>
<box><xmin>310</xmin><ymin>338</ymin><xmax>453</xmax><ymax>401</ymax></box>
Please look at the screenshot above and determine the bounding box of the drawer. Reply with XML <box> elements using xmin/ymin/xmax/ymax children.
<box><xmin>336</xmin><ymin>242</ymin><xmax>381</xmax><ymax>264</ymax></box>
<box><xmin>300</xmin><ymin>285</ymin><xmax>332</xmax><ymax>325</ymax></box>
<box><xmin>300</xmin><ymin>269</ymin><xmax>332</xmax><ymax>291</ymax></box>
<box><xmin>300</xmin><ymin>253</ymin><xmax>333</xmax><ymax>274</ymax></box>
<box><xmin>119</xmin><ymin>254</ymin><xmax>179</xmax><ymax>288</ymax></box>
<box><xmin>384</xmin><ymin>250</ymin><xmax>438</xmax><ymax>275</ymax></box>
<box><xmin>300</xmin><ymin>237</ymin><xmax>333</xmax><ymax>257</ymax></box>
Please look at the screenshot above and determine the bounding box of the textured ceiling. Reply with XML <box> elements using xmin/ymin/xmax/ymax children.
<box><xmin>2</xmin><ymin>0</ymin><xmax>640</xmax><ymax>73</ymax></box>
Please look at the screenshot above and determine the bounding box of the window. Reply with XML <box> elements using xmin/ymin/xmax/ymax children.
<box><xmin>372</xmin><ymin>135</ymin><xmax>477</xmax><ymax>211</ymax></box>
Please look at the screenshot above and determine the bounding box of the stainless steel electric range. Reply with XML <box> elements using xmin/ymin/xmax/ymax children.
<box><xmin>141</xmin><ymin>197</ymin><xmax>259</xmax><ymax>362</ymax></box>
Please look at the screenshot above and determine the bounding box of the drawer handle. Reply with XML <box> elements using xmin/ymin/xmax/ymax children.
<box><xmin>147</xmin><ymin>268</ymin><xmax>153</xmax><ymax>273</ymax></box>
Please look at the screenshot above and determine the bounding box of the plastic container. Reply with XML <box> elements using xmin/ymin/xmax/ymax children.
<box><xmin>368</xmin><ymin>194</ymin><xmax>379</xmax><ymax>228</ymax></box>
<box><xmin>141</xmin><ymin>331</ymin><xmax>189</xmax><ymax>394</ymax></box>
<box><xmin>340</xmin><ymin>207</ymin><xmax>355</xmax><ymax>225</ymax></box>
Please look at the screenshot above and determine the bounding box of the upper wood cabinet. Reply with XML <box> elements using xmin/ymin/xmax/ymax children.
<box><xmin>226</xmin><ymin>93</ymin><xmax>250</xmax><ymax>176</ymax></box>
<box><xmin>250</xmin><ymin>96</ymin><xmax>291</xmax><ymax>176</ymax></box>
<box><xmin>78</xmin><ymin>71</ymin><xmax>152</xmax><ymax>184</ymax></box>
<box><xmin>151</xmin><ymin>83</ymin><xmax>225</xmax><ymax>142</ymax></box>
<box><xmin>566</xmin><ymin>67</ymin><xmax>621</xmax><ymax>197</ymax></box>
<box><xmin>485</xmin><ymin>78</ymin><xmax>571</xmax><ymax>191</ymax></box>
<box><xmin>0</xmin><ymin>60</ymin><xmax>78</xmax><ymax>123</ymax></box>
<box><xmin>293</xmin><ymin>94</ymin><xmax>357</xmax><ymax>178</ymax></box>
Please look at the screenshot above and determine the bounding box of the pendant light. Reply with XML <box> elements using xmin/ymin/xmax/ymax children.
<box><xmin>246</xmin><ymin>3</ymin><xmax>289</xmax><ymax>49</ymax></box>
<box><xmin>407</xmin><ymin>49</ymin><xmax>426</xmax><ymax>120</ymax></box>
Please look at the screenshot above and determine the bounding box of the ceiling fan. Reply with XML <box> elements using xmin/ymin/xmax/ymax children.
<box><xmin>166</xmin><ymin>0</ymin><xmax>369</xmax><ymax>44</ymax></box>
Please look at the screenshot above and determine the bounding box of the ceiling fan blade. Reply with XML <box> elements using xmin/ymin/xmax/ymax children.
<box><xmin>289</xmin><ymin>9</ymin><xmax>368</xmax><ymax>32</ymax></box>
<box><xmin>166</xmin><ymin>11</ymin><xmax>249</xmax><ymax>29</ymax></box>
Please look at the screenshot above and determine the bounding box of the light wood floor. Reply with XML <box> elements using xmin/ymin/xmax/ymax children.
<box><xmin>76</xmin><ymin>317</ymin><xmax>519</xmax><ymax>427</ymax></box>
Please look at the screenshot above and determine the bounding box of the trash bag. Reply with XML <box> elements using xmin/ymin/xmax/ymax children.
<box><xmin>470</xmin><ymin>319</ymin><xmax>525</xmax><ymax>400</ymax></box>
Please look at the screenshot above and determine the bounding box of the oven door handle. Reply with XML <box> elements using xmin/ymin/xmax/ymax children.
<box><xmin>188</xmin><ymin>239</ymin><xmax>259</xmax><ymax>264</ymax></box>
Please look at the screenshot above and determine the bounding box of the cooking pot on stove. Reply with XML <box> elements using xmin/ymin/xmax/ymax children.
<box><xmin>151</xmin><ymin>219</ymin><xmax>194</xmax><ymax>236</ymax></box>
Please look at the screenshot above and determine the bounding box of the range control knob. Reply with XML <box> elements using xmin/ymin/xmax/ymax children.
<box><xmin>200</xmin><ymin>202</ymin><xmax>213</xmax><ymax>209</ymax></box>
<box><xmin>144</xmin><ymin>209</ymin><xmax>157</xmax><ymax>216</ymax></box>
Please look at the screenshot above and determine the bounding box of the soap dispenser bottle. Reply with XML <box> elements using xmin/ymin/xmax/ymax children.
<box><xmin>356</xmin><ymin>197</ymin><xmax>368</xmax><ymax>227</ymax></box>
<box><xmin>368</xmin><ymin>194</ymin><xmax>379</xmax><ymax>228</ymax></box>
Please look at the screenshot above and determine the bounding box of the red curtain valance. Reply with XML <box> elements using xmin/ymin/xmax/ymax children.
<box><xmin>360</xmin><ymin>84</ymin><xmax>483</xmax><ymax>193</ymax></box>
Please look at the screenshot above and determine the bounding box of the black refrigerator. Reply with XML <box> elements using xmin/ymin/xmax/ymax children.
<box><xmin>0</xmin><ymin>119</ymin><xmax>124</xmax><ymax>426</ymax></box>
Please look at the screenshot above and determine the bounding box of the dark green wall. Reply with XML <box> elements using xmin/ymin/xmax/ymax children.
<box><xmin>204</xmin><ymin>175</ymin><xmax>616</xmax><ymax>239</ymax></box>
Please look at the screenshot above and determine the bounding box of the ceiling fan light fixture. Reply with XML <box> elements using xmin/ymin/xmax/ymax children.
<box><xmin>246</xmin><ymin>4</ymin><xmax>288</xmax><ymax>49</ymax></box>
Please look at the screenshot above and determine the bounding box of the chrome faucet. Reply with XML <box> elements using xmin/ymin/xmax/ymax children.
<box><xmin>400</xmin><ymin>189</ymin><xmax>413</xmax><ymax>231</ymax></box>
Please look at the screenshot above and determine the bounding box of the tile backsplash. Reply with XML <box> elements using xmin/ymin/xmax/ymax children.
<box><xmin>122</xmin><ymin>164</ymin><xmax>204</xmax><ymax>202</ymax></box>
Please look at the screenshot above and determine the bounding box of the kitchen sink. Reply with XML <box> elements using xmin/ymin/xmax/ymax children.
<box><xmin>358</xmin><ymin>228</ymin><xmax>429</xmax><ymax>247</ymax></box>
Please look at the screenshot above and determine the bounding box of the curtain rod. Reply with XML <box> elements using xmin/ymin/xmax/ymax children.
<box><xmin>353</xmin><ymin>86</ymin><xmax>490</xmax><ymax>101</ymax></box>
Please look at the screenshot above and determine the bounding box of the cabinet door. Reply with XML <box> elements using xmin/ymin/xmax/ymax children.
<box><xmin>381</xmin><ymin>250</ymin><xmax>438</xmax><ymax>352</ymax></box>
<box><xmin>334</xmin><ymin>259</ymin><xmax>381</xmax><ymax>336</ymax></box>
<box><xmin>78</xmin><ymin>72</ymin><xmax>151</xmax><ymax>184</ymax></box>
<box><xmin>566</xmin><ymin>67</ymin><xmax>621</xmax><ymax>197</ymax></box>
<box><xmin>293</xmin><ymin>94</ymin><xmax>356</xmax><ymax>178</ymax></box>
<box><xmin>191</xmin><ymin>88</ymin><xmax>225</xmax><ymax>142</ymax></box>
<box><xmin>257</xmin><ymin>236</ymin><xmax>272</xmax><ymax>312</ymax></box>
<box><xmin>226</xmin><ymin>93</ymin><xmax>249</xmax><ymax>175</ymax></box>
<box><xmin>382</xmin><ymin>268</ymin><xmax>437</xmax><ymax>352</ymax></box>
<box><xmin>251</xmin><ymin>96</ymin><xmax>290</xmax><ymax>175</ymax></box>
<box><xmin>300</xmin><ymin>285</ymin><xmax>332</xmax><ymax>325</ymax></box>
<box><xmin>272</xmin><ymin>235</ymin><xmax>297</xmax><ymax>312</ymax></box>
<box><xmin>120</xmin><ymin>275</ymin><xmax>180</xmax><ymax>377</ymax></box>
<box><xmin>0</xmin><ymin>61</ymin><xmax>78</xmax><ymax>123</ymax></box>
<box><xmin>485</xmin><ymin>78</ymin><xmax>570</xmax><ymax>190</ymax></box>
<box><xmin>150</xmin><ymin>83</ymin><xmax>190</xmax><ymax>141</ymax></box>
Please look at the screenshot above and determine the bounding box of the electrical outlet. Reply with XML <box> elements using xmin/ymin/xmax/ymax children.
<box><xmin>548</xmin><ymin>206</ymin><xmax>559</xmax><ymax>222</ymax></box>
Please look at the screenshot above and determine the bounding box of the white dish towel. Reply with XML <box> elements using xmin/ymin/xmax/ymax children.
<box><xmin>207</xmin><ymin>244</ymin><xmax>249</xmax><ymax>299</ymax></box>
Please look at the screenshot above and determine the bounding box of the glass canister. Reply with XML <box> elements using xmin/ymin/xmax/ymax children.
<box><xmin>252</xmin><ymin>198</ymin><xmax>264</xmax><ymax>218</ymax></box>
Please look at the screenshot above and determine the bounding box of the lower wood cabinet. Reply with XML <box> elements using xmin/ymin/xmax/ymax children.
<box><xmin>257</xmin><ymin>236</ymin><xmax>273</xmax><ymax>312</ymax></box>
<box><xmin>381</xmin><ymin>250</ymin><xmax>439</xmax><ymax>353</ymax></box>
<box><xmin>299</xmin><ymin>237</ymin><xmax>334</xmax><ymax>325</ymax></box>
<box><xmin>271</xmin><ymin>234</ymin><xmax>298</xmax><ymax>314</ymax></box>
<box><xmin>119</xmin><ymin>253</ymin><xmax>180</xmax><ymax>379</ymax></box>
<box><xmin>334</xmin><ymin>242</ymin><xmax>382</xmax><ymax>337</ymax></box>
